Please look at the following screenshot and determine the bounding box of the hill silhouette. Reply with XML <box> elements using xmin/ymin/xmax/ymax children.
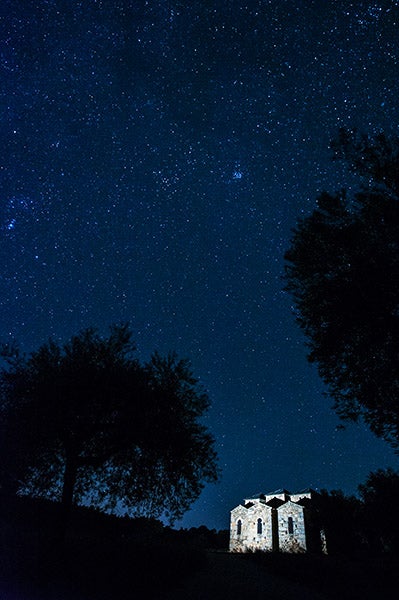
<box><xmin>1</xmin><ymin>495</ymin><xmax>398</xmax><ymax>599</ymax></box>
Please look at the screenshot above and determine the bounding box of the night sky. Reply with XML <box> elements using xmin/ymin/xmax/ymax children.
<box><xmin>2</xmin><ymin>0</ymin><xmax>399</xmax><ymax>530</ymax></box>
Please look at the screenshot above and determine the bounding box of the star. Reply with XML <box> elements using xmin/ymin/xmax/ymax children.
<box><xmin>1</xmin><ymin>0</ymin><xmax>398</xmax><ymax>531</ymax></box>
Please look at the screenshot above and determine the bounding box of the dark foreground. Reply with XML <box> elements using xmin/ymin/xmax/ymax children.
<box><xmin>2</xmin><ymin>547</ymin><xmax>399</xmax><ymax>600</ymax></box>
<box><xmin>1</xmin><ymin>498</ymin><xmax>398</xmax><ymax>600</ymax></box>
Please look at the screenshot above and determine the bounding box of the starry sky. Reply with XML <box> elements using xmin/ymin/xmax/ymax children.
<box><xmin>1</xmin><ymin>0</ymin><xmax>399</xmax><ymax>530</ymax></box>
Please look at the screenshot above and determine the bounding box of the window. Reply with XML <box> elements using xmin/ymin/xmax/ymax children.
<box><xmin>288</xmin><ymin>517</ymin><xmax>294</xmax><ymax>535</ymax></box>
<box><xmin>237</xmin><ymin>519</ymin><xmax>242</xmax><ymax>535</ymax></box>
<box><xmin>257</xmin><ymin>518</ymin><xmax>262</xmax><ymax>534</ymax></box>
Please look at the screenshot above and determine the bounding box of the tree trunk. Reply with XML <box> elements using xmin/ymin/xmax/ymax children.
<box><xmin>58</xmin><ymin>454</ymin><xmax>78</xmax><ymax>544</ymax></box>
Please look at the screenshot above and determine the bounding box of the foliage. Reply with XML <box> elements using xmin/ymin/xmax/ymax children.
<box><xmin>0</xmin><ymin>324</ymin><xmax>218</xmax><ymax>531</ymax></box>
<box><xmin>166</xmin><ymin>525</ymin><xmax>230</xmax><ymax>550</ymax></box>
<box><xmin>313</xmin><ymin>489</ymin><xmax>365</xmax><ymax>556</ymax></box>
<box><xmin>285</xmin><ymin>128</ymin><xmax>399</xmax><ymax>449</ymax></box>
<box><xmin>0</xmin><ymin>495</ymin><xmax>208</xmax><ymax>600</ymax></box>
<box><xmin>358</xmin><ymin>468</ymin><xmax>399</xmax><ymax>554</ymax></box>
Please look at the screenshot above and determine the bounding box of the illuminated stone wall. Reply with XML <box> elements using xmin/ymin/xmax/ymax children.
<box><xmin>277</xmin><ymin>501</ymin><xmax>307</xmax><ymax>552</ymax></box>
<box><xmin>230</xmin><ymin>490</ymin><xmax>318</xmax><ymax>553</ymax></box>
<box><xmin>229</xmin><ymin>500</ymin><xmax>273</xmax><ymax>552</ymax></box>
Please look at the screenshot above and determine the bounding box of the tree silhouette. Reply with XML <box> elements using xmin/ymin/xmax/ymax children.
<box><xmin>313</xmin><ymin>489</ymin><xmax>364</xmax><ymax>556</ymax></box>
<box><xmin>0</xmin><ymin>324</ymin><xmax>218</xmax><ymax>538</ymax></box>
<box><xmin>358</xmin><ymin>468</ymin><xmax>399</xmax><ymax>554</ymax></box>
<box><xmin>285</xmin><ymin>129</ymin><xmax>399</xmax><ymax>449</ymax></box>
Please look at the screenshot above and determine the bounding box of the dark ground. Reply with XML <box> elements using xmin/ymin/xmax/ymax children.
<box><xmin>1</xmin><ymin>498</ymin><xmax>398</xmax><ymax>600</ymax></box>
<box><xmin>3</xmin><ymin>547</ymin><xmax>399</xmax><ymax>600</ymax></box>
<box><xmin>163</xmin><ymin>551</ymin><xmax>326</xmax><ymax>600</ymax></box>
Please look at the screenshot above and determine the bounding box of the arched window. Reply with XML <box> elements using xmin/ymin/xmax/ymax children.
<box><xmin>288</xmin><ymin>517</ymin><xmax>294</xmax><ymax>535</ymax></box>
<box><xmin>237</xmin><ymin>519</ymin><xmax>242</xmax><ymax>535</ymax></box>
<box><xmin>257</xmin><ymin>518</ymin><xmax>262</xmax><ymax>534</ymax></box>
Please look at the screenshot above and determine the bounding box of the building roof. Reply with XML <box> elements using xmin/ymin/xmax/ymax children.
<box><xmin>244</xmin><ymin>492</ymin><xmax>266</xmax><ymax>500</ymax></box>
<box><xmin>264</xmin><ymin>488</ymin><xmax>291</xmax><ymax>496</ymax></box>
<box><xmin>238</xmin><ymin>487</ymin><xmax>315</xmax><ymax>510</ymax></box>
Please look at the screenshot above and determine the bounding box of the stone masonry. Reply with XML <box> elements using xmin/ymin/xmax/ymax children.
<box><xmin>230</xmin><ymin>488</ymin><xmax>324</xmax><ymax>553</ymax></box>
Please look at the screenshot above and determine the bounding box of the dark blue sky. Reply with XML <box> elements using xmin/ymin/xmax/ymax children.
<box><xmin>1</xmin><ymin>0</ymin><xmax>399</xmax><ymax>530</ymax></box>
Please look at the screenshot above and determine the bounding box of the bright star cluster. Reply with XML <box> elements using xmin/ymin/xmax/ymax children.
<box><xmin>1</xmin><ymin>0</ymin><xmax>398</xmax><ymax>529</ymax></box>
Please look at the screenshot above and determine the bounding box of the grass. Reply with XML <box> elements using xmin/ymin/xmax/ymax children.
<box><xmin>0</xmin><ymin>496</ymin><xmax>209</xmax><ymax>599</ymax></box>
<box><xmin>242</xmin><ymin>550</ymin><xmax>399</xmax><ymax>600</ymax></box>
<box><xmin>2</xmin><ymin>497</ymin><xmax>399</xmax><ymax>600</ymax></box>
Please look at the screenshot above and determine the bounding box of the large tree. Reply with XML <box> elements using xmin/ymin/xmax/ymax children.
<box><xmin>284</xmin><ymin>129</ymin><xmax>399</xmax><ymax>449</ymax></box>
<box><xmin>0</xmin><ymin>324</ymin><xmax>218</xmax><ymax>534</ymax></box>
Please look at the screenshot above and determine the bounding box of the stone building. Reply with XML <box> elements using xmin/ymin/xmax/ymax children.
<box><xmin>230</xmin><ymin>488</ymin><xmax>326</xmax><ymax>553</ymax></box>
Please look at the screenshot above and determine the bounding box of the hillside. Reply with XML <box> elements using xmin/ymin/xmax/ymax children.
<box><xmin>1</xmin><ymin>497</ymin><xmax>398</xmax><ymax>599</ymax></box>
